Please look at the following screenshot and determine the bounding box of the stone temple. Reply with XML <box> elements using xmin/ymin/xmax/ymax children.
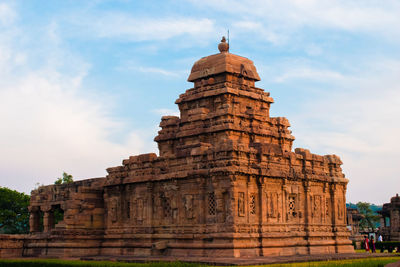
<box><xmin>2</xmin><ymin>38</ymin><xmax>354</xmax><ymax>259</ymax></box>
<box><xmin>379</xmin><ymin>194</ymin><xmax>400</xmax><ymax>241</ymax></box>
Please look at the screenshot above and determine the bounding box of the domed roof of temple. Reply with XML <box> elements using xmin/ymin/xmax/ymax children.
<box><xmin>187</xmin><ymin>37</ymin><xmax>261</xmax><ymax>82</ymax></box>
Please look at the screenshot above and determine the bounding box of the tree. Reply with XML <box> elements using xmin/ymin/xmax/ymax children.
<box><xmin>357</xmin><ymin>202</ymin><xmax>380</xmax><ymax>231</ymax></box>
<box><xmin>54</xmin><ymin>172</ymin><xmax>73</xmax><ymax>185</ymax></box>
<box><xmin>0</xmin><ymin>187</ymin><xmax>30</xmax><ymax>234</ymax></box>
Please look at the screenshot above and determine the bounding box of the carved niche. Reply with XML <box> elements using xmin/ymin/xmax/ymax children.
<box><xmin>183</xmin><ymin>194</ymin><xmax>194</xmax><ymax>219</ymax></box>
<box><xmin>325</xmin><ymin>196</ymin><xmax>332</xmax><ymax>223</ymax></box>
<box><xmin>238</xmin><ymin>192</ymin><xmax>245</xmax><ymax>217</ymax></box>
<box><xmin>313</xmin><ymin>195</ymin><xmax>322</xmax><ymax>223</ymax></box>
<box><xmin>267</xmin><ymin>192</ymin><xmax>279</xmax><ymax>219</ymax></box>
<box><xmin>109</xmin><ymin>198</ymin><xmax>118</xmax><ymax>223</ymax></box>
<box><xmin>133</xmin><ymin>198</ymin><xmax>146</xmax><ymax>223</ymax></box>
<box><xmin>337</xmin><ymin>198</ymin><xmax>344</xmax><ymax>221</ymax></box>
<box><xmin>222</xmin><ymin>191</ymin><xmax>229</xmax><ymax>223</ymax></box>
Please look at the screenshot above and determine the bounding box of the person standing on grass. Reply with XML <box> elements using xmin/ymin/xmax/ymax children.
<box><xmin>378</xmin><ymin>235</ymin><xmax>383</xmax><ymax>242</ymax></box>
<box><xmin>370</xmin><ymin>237</ymin><xmax>376</xmax><ymax>253</ymax></box>
<box><xmin>364</xmin><ymin>236</ymin><xmax>370</xmax><ymax>252</ymax></box>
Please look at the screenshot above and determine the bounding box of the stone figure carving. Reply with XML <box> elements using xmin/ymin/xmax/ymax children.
<box><xmin>184</xmin><ymin>194</ymin><xmax>194</xmax><ymax>219</ymax></box>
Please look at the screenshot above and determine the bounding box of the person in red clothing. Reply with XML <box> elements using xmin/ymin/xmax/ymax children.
<box><xmin>364</xmin><ymin>236</ymin><xmax>370</xmax><ymax>252</ymax></box>
<box><xmin>370</xmin><ymin>236</ymin><xmax>376</xmax><ymax>253</ymax></box>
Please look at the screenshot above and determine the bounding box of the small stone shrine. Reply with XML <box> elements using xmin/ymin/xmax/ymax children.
<box><xmin>346</xmin><ymin>207</ymin><xmax>364</xmax><ymax>248</ymax></box>
<box><xmin>379</xmin><ymin>194</ymin><xmax>400</xmax><ymax>241</ymax></box>
<box><xmin>5</xmin><ymin>38</ymin><xmax>354</xmax><ymax>259</ymax></box>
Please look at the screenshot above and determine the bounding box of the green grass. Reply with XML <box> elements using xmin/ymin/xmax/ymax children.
<box><xmin>0</xmin><ymin>259</ymin><xmax>205</xmax><ymax>267</ymax></box>
<box><xmin>259</xmin><ymin>257</ymin><xmax>400</xmax><ymax>267</ymax></box>
<box><xmin>355</xmin><ymin>249</ymin><xmax>400</xmax><ymax>254</ymax></box>
<box><xmin>0</xmin><ymin>257</ymin><xmax>399</xmax><ymax>267</ymax></box>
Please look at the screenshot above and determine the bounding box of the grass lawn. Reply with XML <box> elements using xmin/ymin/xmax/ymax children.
<box><xmin>355</xmin><ymin>249</ymin><xmax>400</xmax><ymax>254</ymax></box>
<box><xmin>262</xmin><ymin>257</ymin><xmax>399</xmax><ymax>267</ymax></box>
<box><xmin>0</xmin><ymin>259</ymin><xmax>204</xmax><ymax>267</ymax></box>
<box><xmin>0</xmin><ymin>257</ymin><xmax>399</xmax><ymax>267</ymax></box>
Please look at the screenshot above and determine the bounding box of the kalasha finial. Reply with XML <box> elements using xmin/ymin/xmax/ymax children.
<box><xmin>218</xmin><ymin>36</ymin><xmax>229</xmax><ymax>53</ymax></box>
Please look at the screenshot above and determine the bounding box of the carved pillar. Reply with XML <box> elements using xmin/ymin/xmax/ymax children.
<box><xmin>258</xmin><ymin>177</ymin><xmax>266</xmax><ymax>257</ymax></box>
<box><xmin>304</xmin><ymin>181</ymin><xmax>311</xmax><ymax>225</ymax></box>
<box><xmin>391</xmin><ymin>210</ymin><xmax>399</xmax><ymax>232</ymax></box>
<box><xmin>42</xmin><ymin>205</ymin><xmax>53</xmax><ymax>233</ymax></box>
<box><xmin>330</xmin><ymin>184</ymin><xmax>337</xmax><ymax>227</ymax></box>
<box><xmin>259</xmin><ymin>177</ymin><xmax>267</xmax><ymax>225</ymax></box>
<box><xmin>330</xmin><ymin>183</ymin><xmax>340</xmax><ymax>252</ymax></box>
<box><xmin>246</xmin><ymin>175</ymin><xmax>250</xmax><ymax>223</ymax></box>
<box><xmin>282</xmin><ymin>179</ymin><xmax>289</xmax><ymax>223</ymax></box>
<box><xmin>380</xmin><ymin>217</ymin><xmax>385</xmax><ymax>228</ymax></box>
<box><xmin>28</xmin><ymin>206</ymin><xmax>40</xmax><ymax>233</ymax></box>
<box><xmin>199</xmin><ymin>178</ymin><xmax>207</xmax><ymax>224</ymax></box>
<box><xmin>323</xmin><ymin>183</ymin><xmax>328</xmax><ymax>224</ymax></box>
<box><xmin>343</xmin><ymin>184</ymin><xmax>348</xmax><ymax>225</ymax></box>
<box><xmin>303</xmin><ymin>180</ymin><xmax>311</xmax><ymax>254</ymax></box>
<box><xmin>146</xmin><ymin>182</ymin><xmax>153</xmax><ymax>231</ymax></box>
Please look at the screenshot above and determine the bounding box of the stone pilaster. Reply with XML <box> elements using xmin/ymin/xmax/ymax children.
<box><xmin>42</xmin><ymin>205</ymin><xmax>53</xmax><ymax>233</ymax></box>
<box><xmin>28</xmin><ymin>206</ymin><xmax>40</xmax><ymax>233</ymax></box>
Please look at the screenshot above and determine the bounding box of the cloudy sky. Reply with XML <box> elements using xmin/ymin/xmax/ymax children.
<box><xmin>0</xmin><ymin>0</ymin><xmax>399</xmax><ymax>204</ymax></box>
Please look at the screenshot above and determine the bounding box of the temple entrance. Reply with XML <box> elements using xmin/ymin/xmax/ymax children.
<box><xmin>52</xmin><ymin>204</ymin><xmax>64</xmax><ymax>229</ymax></box>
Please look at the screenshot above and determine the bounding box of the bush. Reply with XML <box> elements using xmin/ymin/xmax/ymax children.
<box><xmin>375</xmin><ymin>241</ymin><xmax>400</xmax><ymax>252</ymax></box>
<box><xmin>352</xmin><ymin>240</ymin><xmax>357</xmax><ymax>250</ymax></box>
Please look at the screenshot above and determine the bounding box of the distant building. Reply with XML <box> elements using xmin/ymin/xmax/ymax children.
<box><xmin>379</xmin><ymin>194</ymin><xmax>400</xmax><ymax>241</ymax></box>
<box><xmin>346</xmin><ymin>207</ymin><xmax>364</xmax><ymax>248</ymax></box>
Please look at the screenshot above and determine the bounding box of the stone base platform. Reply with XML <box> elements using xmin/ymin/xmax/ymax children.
<box><xmin>81</xmin><ymin>253</ymin><xmax>400</xmax><ymax>266</ymax></box>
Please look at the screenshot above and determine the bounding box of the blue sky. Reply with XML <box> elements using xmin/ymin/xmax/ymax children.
<box><xmin>0</xmin><ymin>0</ymin><xmax>399</xmax><ymax>204</ymax></box>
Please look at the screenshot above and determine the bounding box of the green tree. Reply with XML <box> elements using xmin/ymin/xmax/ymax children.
<box><xmin>54</xmin><ymin>172</ymin><xmax>74</xmax><ymax>185</ymax></box>
<box><xmin>357</xmin><ymin>202</ymin><xmax>380</xmax><ymax>230</ymax></box>
<box><xmin>0</xmin><ymin>187</ymin><xmax>30</xmax><ymax>234</ymax></box>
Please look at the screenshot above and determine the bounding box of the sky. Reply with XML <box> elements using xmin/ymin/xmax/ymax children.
<box><xmin>0</xmin><ymin>0</ymin><xmax>399</xmax><ymax>205</ymax></box>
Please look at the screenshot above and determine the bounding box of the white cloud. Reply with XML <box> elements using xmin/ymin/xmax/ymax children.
<box><xmin>273</xmin><ymin>67</ymin><xmax>345</xmax><ymax>83</ymax></box>
<box><xmin>0</xmin><ymin>2</ymin><xmax>16</xmax><ymax>26</ymax></box>
<box><xmin>232</xmin><ymin>20</ymin><xmax>286</xmax><ymax>45</ymax></box>
<box><xmin>0</xmin><ymin>68</ymin><xmax>154</xmax><ymax>193</ymax></box>
<box><xmin>192</xmin><ymin>0</ymin><xmax>400</xmax><ymax>43</ymax></box>
<box><xmin>0</xmin><ymin>5</ymin><xmax>155</xmax><ymax>194</ymax></box>
<box><xmin>116</xmin><ymin>60</ymin><xmax>188</xmax><ymax>78</ymax></box>
<box><xmin>137</xmin><ymin>67</ymin><xmax>180</xmax><ymax>77</ymax></box>
<box><xmin>152</xmin><ymin>108</ymin><xmax>180</xmax><ymax>117</ymax></box>
<box><xmin>73</xmin><ymin>13</ymin><xmax>215</xmax><ymax>42</ymax></box>
<box><xmin>283</xmin><ymin>59</ymin><xmax>400</xmax><ymax>204</ymax></box>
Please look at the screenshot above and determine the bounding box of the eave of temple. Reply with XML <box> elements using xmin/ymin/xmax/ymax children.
<box><xmin>188</xmin><ymin>51</ymin><xmax>261</xmax><ymax>82</ymax></box>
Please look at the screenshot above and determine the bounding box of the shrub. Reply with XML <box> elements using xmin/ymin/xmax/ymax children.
<box><xmin>352</xmin><ymin>240</ymin><xmax>357</xmax><ymax>249</ymax></box>
<box><xmin>375</xmin><ymin>241</ymin><xmax>400</xmax><ymax>252</ymax></box>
